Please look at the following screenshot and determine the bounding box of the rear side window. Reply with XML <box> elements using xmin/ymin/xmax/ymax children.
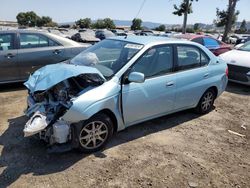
<box><xmin>20</xmin><ymin>33</ymin><xmax>58</xmax><ymax>49</ymax></box>
<box><xmin>0</xmin><ymin>34</ymin><xmax>14</xmax><ymax>51</ymax></box>
<box><xmin>177</xmin><ymin>45</ymin><xmax>209</xmax><ymax>71</ymax></box>
<box><xmin>203</xmin><ymin>38</ymin><xmax>220</xmax><ymax>49</ymax></box>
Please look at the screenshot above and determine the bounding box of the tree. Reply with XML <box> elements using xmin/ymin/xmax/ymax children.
<box><xmin>193</xmin><ymin>23</ymin><xmax>200</xmax><ymax>31</ymax></box>
<box><xmin>214</xmin><ymin>0</ymin><xmax>240</xmax><ymax>42</ymax></box>
<box><xmin>131</xmin><ymin>18</ymin><xmax>142</xmax><ymax>30</ymax></box>
<box><xmin>16</xmin><ymin>11</ymin><xmax>56</xmax><ymax>27</ymax></box>
<box><xmin>92</xmin><ymin>19</ymin><xmax>105</xmax><ymax>29</ymax></box>
<box><xmin>16</xmin><ymin>11</ymin><xmax>39</xmax><ymax>27</ymax></box>
<box><xmin>103</xmin><ymin>18</ymin><xmax>116</xmax><ymax>29</ymax></box>
<box><xmin>239</xmin><ymin>19</ymin><xmax>247</xmax><ymax>33</ymax></box>
<box><xmin>75</xmin><ymin>18</ymin><xmax>91</xmax><ymax>29</ymax></box>
<box><xmin>155</xmin><ymin>24</ymin><xmax>166</xmax><ymax>31</ymax></box>
<box><xmin>173</xmin><ymin>0</ymin><xmax>198</xmax><ymax>34</ymax></box>
<box><xmin>37</xmin><ymin>16</ymin><xmax>52</xmax><ymax>27</ymax></box>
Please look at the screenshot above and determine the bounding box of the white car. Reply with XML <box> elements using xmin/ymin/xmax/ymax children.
<box><xmin>220</xmin><ymin>41</ymin><xmax>250</xmax><ymax>85</ymax></box>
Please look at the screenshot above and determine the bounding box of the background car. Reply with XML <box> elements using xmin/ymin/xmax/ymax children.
<box><xmin>0</xmin><ymin>30</ymin><xmax>90</xmax><ymax>83</ymax></box>
<box><xmin>24</xmin><ymin>36</ymin><xmax>228</xmax><ymax>153</ymax></box>
<box><xmin>235</xmin><ymin>35</ymin><xmax>250</xmax><ymax>46</ymax></box>
<box><xmin>71</xmin><ymin>30</ymin><xmax>100</xmax><ymax>44</ymax></box>
<box><xmin>228</xmin><ymin>35</ymin><xmax>239</xmax><ymax>44</ymax></box>
<box><xmin>95</xmin><ymin>29</ymin><xmax>115</xmax><ymax>40</ymax></box>
<box><xmin>175</xmin><ymin>34</ymin><xmax>232</xmax><ymax>56</ymax></box>
<box><xmin>219</xmin><ymin>41</ymin><xmax>250</xmax><ymax>85</ymax></box>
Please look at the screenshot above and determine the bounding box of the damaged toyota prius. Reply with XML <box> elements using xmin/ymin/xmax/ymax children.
<box><xmin>23</xmin><ymin>36</ymin><xmax>228</xmax><ymax>153</ymax></box>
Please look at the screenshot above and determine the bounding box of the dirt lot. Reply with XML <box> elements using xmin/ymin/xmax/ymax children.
<box><xmin>0</xmin><ymin>82</ymin><xmax>249</xmax><ymax>188</ymax></box>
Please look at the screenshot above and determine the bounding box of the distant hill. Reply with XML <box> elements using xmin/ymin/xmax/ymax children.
<box><xmin>59</xmin><ymin>20</ymin><xmax>250</xmax><ymax>30</ymax></box>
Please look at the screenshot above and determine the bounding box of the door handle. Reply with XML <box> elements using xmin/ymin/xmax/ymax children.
<box><xmin>53</xmin><ymin>49</ymin><xmax>61</xmax><ymax>54</ymax></box>
<box><xmin>166</xmin><ymin>81</ymin><xmax>174</xmax><ymax>87</ymax></box>
<box><xmin>204</xmin><ymin>73</ymin><xmax>209</xmax><ymax>78</ymax></box>
<box><xmin>5</xmin><ymin>53</ymin><xmax>15</xmax><ymax>59</ymax></box>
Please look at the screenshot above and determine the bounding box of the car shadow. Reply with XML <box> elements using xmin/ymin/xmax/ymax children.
<box><xmin>0</xmin><ymin>110</ymin><xmax>200</xmax><ymax>187</ymax></box>
<box><xmin>0</xmin><ymin>83</ymin><xmax>25</xmax><ymax>92</ymax></box>
<box><xmin>226</xmin><ymin>82</ymin><xmax>250</xmax><ymax>95</ymax></box>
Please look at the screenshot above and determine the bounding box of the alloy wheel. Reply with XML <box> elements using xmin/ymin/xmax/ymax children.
<box><xmin>79</xmin><ymin>121</ymin><xmax>109</xmax><ymax>149</ymax></box>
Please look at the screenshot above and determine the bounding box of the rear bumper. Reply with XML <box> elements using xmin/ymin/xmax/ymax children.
<box><xmin>228</xmin><ymin>64</ymin><xmax>250</xmax><ymax>86</ymax></box>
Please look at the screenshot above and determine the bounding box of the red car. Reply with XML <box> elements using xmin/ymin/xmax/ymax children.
<box><xmin>175</xmin><ymin>34</ymin><xmax>232</xmax><ymax>56</ymax></box>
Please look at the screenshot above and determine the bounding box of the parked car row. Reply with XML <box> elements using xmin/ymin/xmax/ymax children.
<box><xmin>175</xmin><ymin>34</ymin><xmax>232</xmax><ymax>56</ymax></box>
<box><xmin>0</xmin><ymin>29</ymin><xmax>90</xmax><ymax>83</ymax></box>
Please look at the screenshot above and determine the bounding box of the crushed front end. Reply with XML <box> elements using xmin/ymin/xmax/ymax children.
<box><xmin>23</xmin><ymin>64</ymin><xmax>105</xmax><ymax>151</ymax></box>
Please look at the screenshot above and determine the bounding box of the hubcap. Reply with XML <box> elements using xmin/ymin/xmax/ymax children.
<box><xmin>201</xmin><ymin>92</ymin><xmax>214</xmax><ymax>111</ymax></box>
<box><xmin>79</xmin><ymin>121</ymin><xmax>108</xmax><ymax>149</ymax></box>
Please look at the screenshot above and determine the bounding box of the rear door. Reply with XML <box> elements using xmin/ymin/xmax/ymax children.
<box><xmin>122</xmin><ymin>45</ymin><xmax>176</xmax><ymax>126</ymax></box>
<box><xmin>174</xmin><ymin>44</ymin><xmax>211</xmax><ymax>110</ymax></box>
<box><xmin>0</xmin><ymin>33</ymin><xmax>19</xmax><ymax>82</ymax></box>
<box><xmin>17</xmin><ymin>32</ymin><xmax>65</xmax><ymax>80</ymax></box>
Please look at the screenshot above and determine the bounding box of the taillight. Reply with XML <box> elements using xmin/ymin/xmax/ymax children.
<box><xmin>225</xmin><ymin>67</ymin><xmax>228</xmax><ymax>77</ymax></box>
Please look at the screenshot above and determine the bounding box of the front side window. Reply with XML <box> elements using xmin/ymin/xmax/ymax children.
<box><xmin>203</xmin><ymin>38</ymin><xmax>220</xmax><ymax>49</ymax></box>
<box><xmin>71</xmin><ymin>39</ymin><xmax>142</xmax><ymax>78</ymax></box>
<box><xmin>177</xmin><ymin>45</ymin><xmax>209</xmax><ymax>71</ymax></box>
<box><xmin>0</xmin><ymin>34</ymin><xmax>14</xmax><ymax>51</ymax></box>
<box><xmin>20</xmin><ymin>34</ymin><xmax>58</xmax><ymax>49</ymax></box>
<box><xmin>131</xmin><ymin>45</ymin><xmax>173</xmax><ymax>78</ymax></box>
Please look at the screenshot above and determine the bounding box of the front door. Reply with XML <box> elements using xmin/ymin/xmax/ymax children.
<box><xmin>0</xmin><ymin>33</ymin><xmax>19</xmax><ymax>82</ymax></box>
<box><xmin>17</xmin><ymin>33</ymin><xmax>65</xmax><ymax>80</ymax></box>
<box><xmin>122</xmin><ymin>45</ymin><xmax>176</xmax><ymax>126</ymax></box>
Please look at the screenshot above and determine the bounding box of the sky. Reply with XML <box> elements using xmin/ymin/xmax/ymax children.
<box><xmin>0</xmin><ymin>0</ymin><xmax>249</xmax><ymax>24</ymax></box>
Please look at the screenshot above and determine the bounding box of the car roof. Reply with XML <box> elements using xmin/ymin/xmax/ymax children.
<box><xmin>175</xmin><ymin>34</ymin><xmax>205</xmax><ymax>40</ymax></box>
<box><xmin>108</xmin><ymin>36</ymin><xmax>186</xmax><ymax>45</ymax></box>
<box><xmin>0</xmin><ymin>29</ymin><xmax>48</xmax><ymax>34</ymax></box>
<box><xmin>0</xmin><ymin>29</ymin><xmax>86</xmax><ymax>47</ymax></box>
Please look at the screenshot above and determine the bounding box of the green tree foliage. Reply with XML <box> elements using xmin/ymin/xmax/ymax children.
<box><xmin>214</xmin><ymin>8</ymin><xmax>239</xmax><ymax>27</ymax></box>
<box><xmin>239</xmin><ymin>19</ymin><xmax>247</xmax><ymax>33</ymax></box>
<box><xmin>75</xmin><ymin>18</ymin><xmax>91</xmax><ymax>29</ymax></box>
<box><xmin>16</xmin><ymin>11</ymin><xmax>56</xmax><ymax>27</ymax></box>
<box><xmin>173</xmin><ymin>0</ymin><xmax>198</xmax><ymax>34</ymax></box>
<box><xmin>91</xmin><ymin>18</ymin><xmax>116</xmax><ymax>29</ymax></box>
<box><xmin>103</xmin><ymin>18</ymin><xmax>116</xmax><ymax>29</ymax></box>
<box><xmin>155</xmin><ymin>24</ymin><xmax>166</xmax><ymax>31</ymax></box>
<box><xmin>131</xmin><ymin>18</ymin><xmax>142</xmax><ymax>30</ymax></box>
<box><xmin>214</xmin><ymin>0</ymin><xmax>240</xmax><ymax>42</ymax></box>
<box><xmin>92</xmin><ymin>19</ymin><xmax>105</xmax><ymax>29</ymax></box>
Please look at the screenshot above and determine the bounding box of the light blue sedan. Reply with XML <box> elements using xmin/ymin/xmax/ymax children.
<box><xmin>24</xmin><ymin>36</ymin><xmax>228</xmax><ymax>153</ymax></box>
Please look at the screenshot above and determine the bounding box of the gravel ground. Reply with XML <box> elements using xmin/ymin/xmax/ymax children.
<box><xmin>0</xmin><ymin>82</ymin><xmax>249</xmax><ymax>188</ymax></box>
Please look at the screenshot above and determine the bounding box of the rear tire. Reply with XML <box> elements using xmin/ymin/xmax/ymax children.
<box><xmin>75</xmin><ymin>113</ymin><xmax>114</xmax><ymax>153</ymax></box>
<box><xmin>195</xmin><ymin>89</ymin><xmax>216</xmax><ymax>114</ymax></box>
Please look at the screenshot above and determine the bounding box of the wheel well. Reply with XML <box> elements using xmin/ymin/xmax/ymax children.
<box><xmin>208</xmin><ymin>86</ymin><xmax>218</xmax><ymax>98</ymax></box>
<box><xmin>98</xmin><ymin>109</ymin><xmax>118</xmax><ymax>133</ymax></box>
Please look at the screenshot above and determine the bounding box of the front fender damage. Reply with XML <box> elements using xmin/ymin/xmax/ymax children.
<box><xmin>23</xmin><ymin>63</ymin><xmax>105</xmax><ymax>151</ymax></box>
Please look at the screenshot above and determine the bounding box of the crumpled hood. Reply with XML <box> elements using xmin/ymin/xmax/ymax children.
<box><xmin>24</xmin><ymin>63</ymin><xmax>105</xmax><ymax>93</ymax></box>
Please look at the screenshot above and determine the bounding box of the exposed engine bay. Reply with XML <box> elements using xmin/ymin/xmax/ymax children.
<box><xmin>24</xmin><ymin>73</ymin><xmax>105</xmax><ymax>147</ymax></box>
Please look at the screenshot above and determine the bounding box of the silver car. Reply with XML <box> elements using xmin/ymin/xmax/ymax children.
<box><xmin>23</xmin><ymin>36</ymin><xmax>228</xmax><ymax>153</ymax></box>
<box><xmin>0</xmin><ymin>30</ymin><xmax>90</xmax><ymax>83</ymax></box>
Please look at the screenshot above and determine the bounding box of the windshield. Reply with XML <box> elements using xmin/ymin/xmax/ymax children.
<box><xmin>238</xmin><ymin>41</ymin><xmax>250</xmax><ymax>52</ymax></box>
<box><xmin>70</xmin><ymin>39</ymin><xmax>143</xmax><ymax>78</ymax></box>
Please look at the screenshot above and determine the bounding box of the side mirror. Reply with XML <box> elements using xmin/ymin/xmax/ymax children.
<box><xmin>128</xmin><ymin>72</ymin><xmax>145</xmax><ymax>83</ymax></box>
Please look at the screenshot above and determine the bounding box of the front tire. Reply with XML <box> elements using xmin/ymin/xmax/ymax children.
<box><xmin>76</xmin><ymin>113</ymin><xmax>114</xmax><ymax>153</ymax></box>
<box><xmin>195</xmin><ymin>89</ymin><xmax>216</xmax><ymax>114</ymax></box>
